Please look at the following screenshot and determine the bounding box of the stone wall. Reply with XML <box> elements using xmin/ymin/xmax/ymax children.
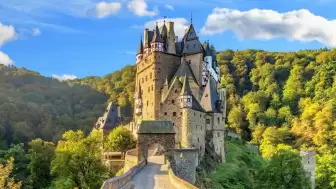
<box><xmin>168</xmin><ymin>148</ymin><xmax>199</xmax><ymax>184</ymax></box>
<box><xmin>160</xmin><ymin>85</ymin><xmax>182</xmax><ymax>145</ymax></box>
<box><xmin>168</xmin><ymin>166</ymin><xmax>199</xmax><ymax>189</ymax></box>
<box><xmin>101</xmin><ymin>159</ymin><xmax>146</xmax><ymax>189</ymax></box>
<box><xmin>137</xmin><ymin>133</ymin><xmax>175</xmax><ymax>161</ymax></box>
<box><xmin>124</xmin><ymin>149</ymin><xmax>138</xmax><ymax>173</ymax></box>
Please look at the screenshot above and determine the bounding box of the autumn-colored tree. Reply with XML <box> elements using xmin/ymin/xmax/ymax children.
<box><xmin>0</xmin><ymin>157</ymin><xmax>22</xmax><ymax>189</ymax></box>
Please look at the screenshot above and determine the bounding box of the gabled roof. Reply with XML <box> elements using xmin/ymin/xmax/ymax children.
<box><xmin>182</xmin><ymin>24</ymin><xmax>198</xmax><ymax>42</ymax></box>
<box><xmin>137</xmin><ymin>38</ymin><xmax>144</xmax><ymax>55</ymax></box>
<box><xmin>201</xmin><ymin>77</ymin><xmax>220</xmax><ymax>113</ymax></box>
<box><xmin>172</xmin><ymin>59</ymin><xmax>199</xmax><ymax>87</ymax></box>
<box><xmin>182</xmin><ymin>39</ymin><xmax>203</xmax><ymax>54</ymax></box>
<box><xmin>138</xmin><ymin>120</ymin><xmax>175</xmax><ymax>134</ymax></box>
<box><xmin>181</xmin><ymin>24</ymin><xmax>203</xmax><ymax>54</ymax></box>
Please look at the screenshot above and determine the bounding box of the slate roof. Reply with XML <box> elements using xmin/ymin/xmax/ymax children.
<box><xmin>175</xmin><ymin>41</ymin><xmax>183</xmax><ymax>55</ymax></box>
<box><xmin>137</xmin><ymin>120</ymin><xmax>175</xmax><ymax>134</ymax></box>
<box><xmin>137</xmin><ymin>38</ymin><xmax>143</xmax><ymax>55</ymax></box>
<box><xmin>200</xmin><ymin>77</ymin><xmax>220</xmax><ymax>113</ymax></box>
<box><xmin>172</xmin><ymin>59</ymin><xmax>199</xmax><ymax>87</ymax></box>
<box><xmin>152</xmin><ymin>23</ymin><xmax>164</xmax><ymax>43</ymax></box>
<box><xmin>95</xmin><ymin>102</ymin><xmax>120</xmax><ymax>130</ymax></box>
<box><xmin>181</xmin><ymin>24</ymin><xmax>203</xmax><ymax>55</ymax></box>
<box><xmin>204</xmin><ymin>42</ymin><xmax>212</xmax><ymax>57</ymax></box>
<box><xmin>159</xmin><ymin>22</ymin><xmax>168</xmax><ymax>40</ymax></box>
<box><xmin>180</xmin><ymin>73</ymin><xmax>193</xmax><ymax>96</ymax></box>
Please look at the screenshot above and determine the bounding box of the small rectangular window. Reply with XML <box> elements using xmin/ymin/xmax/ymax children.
<box><xmin>206</xmin><ymin>119</ymin><xmax>210</xmax><ymax>124</ymax></box>
<box><xmin>173</xmin><ymin>112</ymin><xmax>176</xmax><ymax>116</ymax></box>
<box><xmin>164</xmin><ymin>112</ymin><xmax>167</xmax><ymax>116</ymax></box>
<box><xmin>172</xmin><ymin>100</ymin><xmax>175</xmax><ymax>104</ymax></box>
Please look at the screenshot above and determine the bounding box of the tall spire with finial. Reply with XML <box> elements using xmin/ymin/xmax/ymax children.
<box><xmin>190</xmin><ymin>12</ymin><xmax>193</xmax><ymax>24</ymax></box>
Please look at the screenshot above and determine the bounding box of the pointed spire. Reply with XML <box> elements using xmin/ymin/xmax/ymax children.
<box><xmin>190</xmin><ymin>12</ymin><xmax>193</xmax><ymax>24</ymax></box>
<box><xmin>152</xmin><ymin>22</ymin><xmax>163</xmax><ymax>43</ymax></box>
<box><xmin>201</xmin><ymin>77</ymin><xmax>220</xmax><ymax>112</ymax></box>
<box><xmin>137</xmin><ymin>37</ymin><xmax>144</xmax><ymax>55</ymax></box>
<box><xmin>181</xmin><ymin>72</ymin><xmax>192</xmax><ymax>96</ymax></box>
<box><xmin>205</xmin><ymin>41</ymin><xmax>212</xmax><ymax>56</ymax></box>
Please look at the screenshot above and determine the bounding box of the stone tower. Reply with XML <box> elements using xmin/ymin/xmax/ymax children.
<box><xmin>132</xmin><ymin>19</ymin><xmax>226</xmax><ymax>162</ymax></box>
<box><xmin>300</xmin><ymin>150</ymin><xmax>316</xmax><ymax>189</ymax></box>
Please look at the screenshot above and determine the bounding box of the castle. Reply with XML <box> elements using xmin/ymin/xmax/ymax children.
<box><xmin>129</xmin><ymin>19</ymin><xmax>227</xmax><ymax>162</ymax></box>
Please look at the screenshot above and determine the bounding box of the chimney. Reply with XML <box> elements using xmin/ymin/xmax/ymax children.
<box><xmin>144</xmin><ymin>28</ymin><xmax>149</xmax><ymax>47</ymax></box>
<box><xmin>167</xmin><ymin>21</ymin><xmax>174</xmax><ymax>32</ymax></box>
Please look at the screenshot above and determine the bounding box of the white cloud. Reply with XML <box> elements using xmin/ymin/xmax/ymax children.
<box><xmin>32</xmin><ymin>28</ymin><xmax>41</xmax><ymax>36</ymax></box>
<box><xmin>0</xmin><ymin>23</ymin><xmax>16</xmax><ymax>47</ymax></box>
<box><xmin>95</xmin><ymin>1</ymin><xmax>122</xmax><ymax>18</ymax></box>
<box><xmin>0</xmin><ymin>23</ymin><xmax>16</xmax><ymax>66</ymax></box>
<box><xmin>165</xmin><ymin>5</ymin><xmax>174</xmax><ymax>11</ymax></box>
<box><xmin>144</xmin><ymin>18</ymin><xmax>189</xmax><ymax>37</ymax></box>
<box><xmin>201</xmin><ymin>8</ymin><xmax>336</xmax><ymax>47</ymax></box>
<box><xmin>0</xmin><ymin>51</ymin><xmax>14</xmax><ymax>66</ymax></box>
<box><xmin>52</xmin><ymin>74</ymin><xmax>78</xmax><ymax>81</ymax></box>
<box><xmin>127</xmin><ymin>0</ymin><xmax>158</xmax><ymax>17</ymax></box>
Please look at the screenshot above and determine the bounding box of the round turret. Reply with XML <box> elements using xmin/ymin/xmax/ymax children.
<box><xmin>151</xmin><ymin>22</ymin><xmax>164</xmax><ymax>52</ymax></box>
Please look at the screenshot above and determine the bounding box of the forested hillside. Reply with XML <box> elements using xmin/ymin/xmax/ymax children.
<box><xmin>217</xmin><ymin>48</ymin><xmax>336</xmax><ymax>188</ymax></box>
<box><xmin>218</xmin><ymin>48</ymin><xmax>335</xmax><ymax>152</ymax></box>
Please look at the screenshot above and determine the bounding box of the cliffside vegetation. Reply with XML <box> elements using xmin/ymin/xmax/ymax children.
<box><xmin>0</xmin><ymin>47</ymin><xmax>335</xmax><ymax>188</ymax></box>
<box><xmin>206</xmin><ymin>139</ymin><xmax>311</xmax><ymax>189</ymax></box>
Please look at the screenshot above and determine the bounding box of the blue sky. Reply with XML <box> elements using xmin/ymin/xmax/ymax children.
<box><xmin>0</xmin><ymin>0</ymin><xmax>336</xmax><ymax>80</ymax></box>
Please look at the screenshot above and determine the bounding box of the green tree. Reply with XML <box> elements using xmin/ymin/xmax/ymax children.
<box><xmin>27</xmin><ymin>138</ymin><xmax>55</xmax><ymax>189</ymax></box>
<box><xmin>105</xmin><ymin>126</ymin><xmax>136</xmax><ymax>155</ymax></box>
<box><xmin>1</xmin><ymin>143</ymin><xmax>30</xmax><ymax>186</ymax></box>
<box><xmin>316</xmin><ymin>154</ymin><xmax>336</xmax><ymax>189</ymax></box>
<box><xmin>256</xmin><ymin>149</ymin><xmax>311</xmax><ymax>189</ymax></box>
<box><xmin>51</xmin><ymin>129</ymin><xmax>108</xmax><ymax>189</ymax></box>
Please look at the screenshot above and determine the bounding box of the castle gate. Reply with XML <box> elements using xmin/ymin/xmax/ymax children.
<box><xmin>137</xmin><ymin>121</ymin><xmax>175</xmax><ymax>161</ymax></box>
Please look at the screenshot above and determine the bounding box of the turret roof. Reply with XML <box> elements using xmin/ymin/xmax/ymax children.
<box><xmin>180</xmin><ymin>73</ymin><xmax>193</xmax><ymax>96</ymax></box>
<box><xmin>152</xmin><ymin>23</ymin><xmax>164</xmax><ymax>43</ymax></box>
<box><xmin>160</xmin><ymin>21</ymin><xmax>168</xmax><ymax>39</ymax></box>
<box><xmin>205</xmin><ymin>42</ymin><xmax>212</xmax><ymax>57</ymax></box>
<box><xmin>137</xmin><ymin>38</ymin><xmax>144</xmax><ymax>55</ymax></box>
<box><xmin>200</xmin><ymin>77</ymin><xmax>220</xmax><ymax>113</ymax></box>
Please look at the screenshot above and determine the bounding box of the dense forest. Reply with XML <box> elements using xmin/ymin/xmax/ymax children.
<box><xmin>0</xmin><ymin>48</ymin><xmax>335</xmax><ymax>188</ymax></box>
